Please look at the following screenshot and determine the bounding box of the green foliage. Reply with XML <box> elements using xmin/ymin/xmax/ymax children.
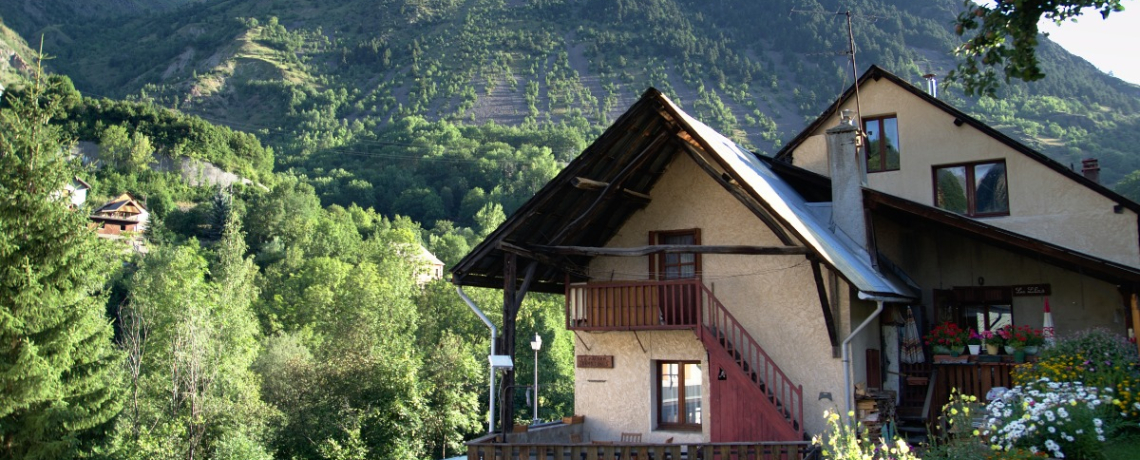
<box><xmin>0</xmin><ymin>72</ymin><xmax>123</xmax><ymax>460</ymax></box>
<box><xmin>812</xmin><ymin>410</ymin><xmax>920</xmax><ymax>460</ymax></box>
<box><xmin>950</xmin><ymin>0</ymin><xmax>1127</xmax><ymax>96</ymax></box>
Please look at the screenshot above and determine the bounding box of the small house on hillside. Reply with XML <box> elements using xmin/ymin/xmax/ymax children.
<box><xmin>90</xmin><ymin>192</ymin><xmax>149</xmax><ymax>237</ymax></box>
<box><xmin>453</xmin><ymin>67</ymin><xmax>1140</xmax><ymax>456</ymax></box>
<box><xmin>64</xmin><ymin>177</ymin><xmax>91</xmax><ymax>208</ymax></box>
<box><xmin>415</xmin><ymin>245</ymin><xmax>446</xmax><ymax>285</ymax></box>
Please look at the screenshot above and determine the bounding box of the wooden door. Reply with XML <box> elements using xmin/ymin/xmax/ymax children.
<box><xmin>651</xmin><ymin>229</ymin><xmax>700</xmax><ymax>325</ymax></box>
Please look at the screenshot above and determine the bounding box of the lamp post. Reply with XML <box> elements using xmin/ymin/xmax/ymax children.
<box><xmin>530</xmin><ymin>333</ymin><xmax>543</xmax><ymax>424</ymax></box>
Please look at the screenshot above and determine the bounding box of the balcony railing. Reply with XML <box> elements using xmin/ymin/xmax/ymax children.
<box><xmin>565</xmin><ymin>279</ymin><xmax>703</xmax><ymax>331</ymax></box>
<box><xmin>468</xmin><ymin>435</ymin><xmax>811</xmax><ymax>460</ymax></box>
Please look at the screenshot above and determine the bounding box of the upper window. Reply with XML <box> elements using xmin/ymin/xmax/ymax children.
<box><xmin>934</xmin><ymin>160</ymin><xmax>1009</xmax><ymax>217</ymax></box>
<box><xmin>864</xmin><ymin>116</ymin><xmax>900</xmax><ymax>172</ymax></box>
<box><xmin>657</xmin><ymin>361</ymin><xmax>702</xmax><ymax>430</ymax></box>
<box><xmin>650</xmin><ymin>229</ymin><xmax>701</xmax><ymax>281</ymax></box>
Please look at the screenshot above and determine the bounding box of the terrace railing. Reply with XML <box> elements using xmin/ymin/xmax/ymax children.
<box><xmin>467</xmin><ymin>438</ymin><xmax>811</xmax><ymax>460</ymax></box>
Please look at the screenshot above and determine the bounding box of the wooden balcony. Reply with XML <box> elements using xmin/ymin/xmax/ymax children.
<box><xmin>467</xmin><ymin>434</ymin><xmax>811</xmax><ymax>460</ymax></box>
<box><xmin>565</xmin><ymin>279</ymin><xmax>703</xmax><ymax>331</ymax></box>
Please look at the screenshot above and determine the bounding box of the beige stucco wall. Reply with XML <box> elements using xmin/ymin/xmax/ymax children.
<box><xmin>573</xmin><ymin>330</ymin><xmax>708</xmax><ymax>443</ymax></box>
<box><xmin>787</xmin><ymin>79</ymin><xmax>1140</xmax><ymax>268</ymax></box>
<box><xmin>875</xmin><ymin>215</ymin><xmax>1128</xmax><ymax>336</ymax></box>
<box><xmin>579</xmin><ymin>153</ymin><xmax>854</xmax><ymax>437</ymax></box>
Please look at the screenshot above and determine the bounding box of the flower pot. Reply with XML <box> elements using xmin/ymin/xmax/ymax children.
<box><xmin>968</xmin><ymin>344</ymin><xmax>981</xmax><ymax>355</ymax></box>
<box><xmin>950</xmin><ymin>349</ymin><xmax>961</xmax><ymax>357</ymax></box>
<box><xmin>985</xmin><ymin>344</ymin><xmax>1000</xmax><ymax>355</ymax></box>
<box><xmin>1013</xmin><ymin>349</ymin><xmax>1026</xmax><ymax>364</ymax></box>
<box><xmin>932</xmin><ymin>345</ymin><xmax>951</xmax><ymax>355</ymax></box>
<box><xmin>1024</xmin><ymin>346</ymin><xmax>1039</xmax><ymax>356</ymax></box>
<box><xmin>1004</xmin><ymin>345</ymin><xmax>1019</xmax><ymax>355</ymax></box>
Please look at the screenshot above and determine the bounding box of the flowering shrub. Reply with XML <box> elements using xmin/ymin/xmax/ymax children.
<box><xmin>922</xmin><ymin>390</ymin><xmax>991</xmax><ymax>460</ymax></box>
<box><xmin>812</xmin><ymin>410</ymin><xmax>920</xmax><ymax>460</ymax></box>
<box><xmin>1014</xmin><ymin>328</ymin><xmax>1140</xmax><ymax>423</ymax></box>
<box><xmin>926</xmin><ymin>322</ymin><xmax>968</xmax><ymax>349</ymax></box>
<box><xmin>980</xmin><ymin>378</ymin><xmax>1124</xmax><ymax>459</ymax></box>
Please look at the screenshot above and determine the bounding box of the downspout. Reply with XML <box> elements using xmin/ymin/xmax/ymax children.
<box><xmin>841</xmin><ymin>292</ymin><xmax>907</xmax><ymax>417</ymax></box>
<box><xmin>457</xmin><ymin>285</ymin><xmax>498</xmax><ymax>434</ymax></box>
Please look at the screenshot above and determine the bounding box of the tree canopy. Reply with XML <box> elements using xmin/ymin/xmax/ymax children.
<box><xmin>950</xmin><ymin>0</ymin><xmax>1128</xmax><ymax>96</ymax></box>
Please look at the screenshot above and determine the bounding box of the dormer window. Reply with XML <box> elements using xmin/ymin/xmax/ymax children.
<box><xmin>864</xmin><ymin>115</ymin><xmax>900</xmax><ymax>172</ymax></box>
<box><xmin>933</xmin><ymin>160</ymin><xmax>1009</xmax><ymax>217</ymax></box>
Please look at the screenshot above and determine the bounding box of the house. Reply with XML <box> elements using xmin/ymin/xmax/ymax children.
<box><xmin>413</xmin><ymin>245</ymin><xmax>446</xmax><ymax>285</ymax></box>
<box><xmin>453</xmin><ymin>67</ymin><xmax>1140</xmax><ymax>451</ymax></box>
<box><xmin>90</xmin><ymin>192</ymin><xmax>149</xmax><ymax>237</ymax></box>
<box><xmin>64</xmin><ymin>176</ymin><xmax>91</xmax><ymax>208</ymax></box>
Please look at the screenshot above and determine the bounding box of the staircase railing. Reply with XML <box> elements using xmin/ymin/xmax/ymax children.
<box><xmin>698</xmin><ymin>284</ymin><xmax>804</xmax><ymax>438</ymax></box>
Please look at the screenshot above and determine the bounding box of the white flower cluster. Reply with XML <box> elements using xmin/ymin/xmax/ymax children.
<box><xmin>982</xmin><ymin>378</ymin><xmax>1110</xmax><ymax>458</ymax></box>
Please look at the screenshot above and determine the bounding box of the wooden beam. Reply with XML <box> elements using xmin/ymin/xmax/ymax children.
<box><xmin>811</xmin><ymin>260</ymin><xmax>840</xmax><ymax>348</ymax></box>
<box><xmin>450</xmin><ymin>273</ymin><xmax>564</xmax><ymax>294</ymax></box>
<box><xmin>1132</xmin><ymin>294</ymin><xmax>1140</xmax><ymax>359</ymax></box>
<box><xmin>679</xmin><ymin>141</ymin><xmax>796</xmax><ymax>245</ymax></box>
<box><xmin>571</xmin><ymin>177</ymin><xmax>653</xmax><ymax>205</ymax></box>
<box><xmin>530</xmin><ymin>244</ymin><xmax>809</xmax><ymax>257</ymax></box>
<box><xmin>548</xmin><ymin>131</ymin><xmax>671</xmax><ymax>244</ymax></box>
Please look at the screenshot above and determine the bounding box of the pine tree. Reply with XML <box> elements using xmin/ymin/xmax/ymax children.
<box><xmin>0</xmin><ymin>68</ymin><xmax>123</xmax><ymax>459</ymax></box>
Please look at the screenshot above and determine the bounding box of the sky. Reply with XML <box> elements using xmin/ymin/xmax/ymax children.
<box><xmin>1037</xmin><ymin>5</ymin><xmax>1140</xmax><ymax>85</ymax></box>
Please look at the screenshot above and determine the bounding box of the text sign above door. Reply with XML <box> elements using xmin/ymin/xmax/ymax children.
<box><xmin>1012</xmin><ymin>284</ymin><xmax>1051</xmax><ymax>296</ymax></box>
<box><xmin>576</xmin><ymin>355</ymin><xmax>614</xmax><ymax>368</ymax></box>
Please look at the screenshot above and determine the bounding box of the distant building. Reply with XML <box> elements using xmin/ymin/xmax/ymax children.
<box><xmin>63</xmin><ymin>177</ymin><xmax>91</xmax><ymax>208</ymax></box>
<box><xmin>90</xmin><ymin>192</ymin><xmax>149</xmax><ymax>237</ymax></box>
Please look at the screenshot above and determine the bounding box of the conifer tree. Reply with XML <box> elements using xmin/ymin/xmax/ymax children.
<box><xmin>0</xmin><ymin>67</ymin><xmax>123</xmax><ymax>459</ymax></box>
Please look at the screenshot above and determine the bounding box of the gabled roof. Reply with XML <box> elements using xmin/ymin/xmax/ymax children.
<box><xmin>92</xmin><ymin>193</ymin><xmax>148</xmax><ymax>217</ymax></box>
<box><xmin>774</xmin><ymin>65</ymin><xmax>1140</xmax><ymax>214</ymax></box>
<box><xmin>756</xmin><ymin>155</ymin><xmax>1140</xmax><ymax>287</ymax></box>
<box><xmin>71</xmin><ymin>176</ymin><xmax>91</xmax><ymax>190</ymax></box>
<box><xmin>452</xmin><ymin>88</ymin><xmax>914</xmax><ymax>300</ymax></box>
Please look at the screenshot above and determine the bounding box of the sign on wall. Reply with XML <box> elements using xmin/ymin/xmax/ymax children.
<box><xmin>576</xmin><ymin>355</ymin><xmax>614</xmax><ymax>368</ymax></box>
<box><xmin>1012</xmin><ymin>284</ymin><xmax>1051</xmax><ymax>296</ymax></box>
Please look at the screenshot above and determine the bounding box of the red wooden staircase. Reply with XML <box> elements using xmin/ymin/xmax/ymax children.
<box><xmin>697</xmin><ymin>284</ymin><xmax>804</xmax><ymax>441</ymax></box>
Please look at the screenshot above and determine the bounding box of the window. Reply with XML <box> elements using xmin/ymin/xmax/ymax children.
<box><xmin>963</xmin><ymin>304</ymin><xmax>1013</xmax><ymax>334</ymax></box>
<box><xmin>934</xmin><ymin>160</ymin><xmax>1009</xmax><ymax>217</ymax></box>
<box><xmin>658</xmin><ymin>361</ymin><xmax>702</xmax><ymax>429</ymax></box>
<box><xmin>650</xmin><ymin>229</ymin><xmax>701</xmax><ymax>280</ymax></box>
<box><xmin>864</xmin><ymin>116</ymin><xmax>900</xmax><ymax>172</ymax></box>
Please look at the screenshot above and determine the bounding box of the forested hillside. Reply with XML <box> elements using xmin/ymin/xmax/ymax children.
<box><xmin>4</xmin><ymin>0</ymin><xmax>1140</xmax><ymax>192</ymax></box>
<box><xmin>3</xmin><ymin>1</ymin><xmax>1140</xmax><ymax>459</ymax></box>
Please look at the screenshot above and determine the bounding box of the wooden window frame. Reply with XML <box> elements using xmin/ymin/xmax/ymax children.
<box><xmin>864</xmin><ymin>115</ymin><xmax>901</xmax><ymax>173</ymax></box>
<box><xmin>648</xmin><ymin>229</ymin><xmax>702</xmax><ymax>281</ymax></box>
<box><xmin>656</xmin><ymin>360</ymin><xmax>702</xmax><ymax>431</ymax></box>
<box><xmin>931</xmin><ymin>160</ymin><xmax>1010</xmax><ymax>218</ymax></box>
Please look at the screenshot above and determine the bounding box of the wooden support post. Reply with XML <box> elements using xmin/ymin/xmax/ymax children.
<box><xmin>500</xmin><ymin>253</ymin><xmax>517</xmax><ymax>435</ymax></box>
<box><xmin>1132</xmin><ymin>294</ymin><xmax>1140</xmax><ymax>359</ymax></box>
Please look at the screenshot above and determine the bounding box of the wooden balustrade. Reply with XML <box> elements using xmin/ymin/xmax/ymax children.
<box><xmin>927</xmin><ymin>362</ymin><xmax>1015</xmax><ymax>428</ymax></box>
<box><xmin>468</xmin><ymin>441</ymin><xmax>811</xmax><ymax>460</ymax></box>
<box><xmin>566</xmin><ymin>279</ymin><xmax>702</xmax><ymax>331</ymax></box>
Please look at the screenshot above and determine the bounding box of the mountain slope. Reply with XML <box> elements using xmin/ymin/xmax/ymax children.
<box><xmin>3</xmin><ymin>0</ymin><xmax>1139</xmax><ymax>185</ymax></box>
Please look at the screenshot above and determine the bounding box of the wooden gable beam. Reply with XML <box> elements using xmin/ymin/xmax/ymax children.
<box><xmin>571</xmin><ymin>177</ymin><xmax>652</xmax><ymax>206</ymax></box>
<box><xmin>530</xmin><ymin>244</ymin><xmax>809</xmax><ymax>257</ymax></box>
<box><xmin>547</xmin><ymin>131</ymin><xmax>671</xmax><ymax>245</ymax></box>
<box><xmin>679</xmin><ymin>141</ymin><xmax>796</xmax><ymax>245</ymax></box>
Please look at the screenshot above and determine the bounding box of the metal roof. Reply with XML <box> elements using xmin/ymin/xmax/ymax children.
<box><xmin>661</xmin><ymin>97</ymin><xmax>914</xmax><ymax>299</ymax></box>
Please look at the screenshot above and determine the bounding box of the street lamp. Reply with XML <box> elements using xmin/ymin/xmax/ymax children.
<box><xmin>530</xmin><ymin>333</ymin><xmax>543</xmax><ymax>424</ymax></box>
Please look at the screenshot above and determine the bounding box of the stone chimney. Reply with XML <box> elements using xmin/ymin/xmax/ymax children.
<box><xmin>1081</xmin><ymin>158</ymin><xmax>1100</xmax><ymax>184</ymax></box>
<box><xmin>827</xmin><ymin>109</ymin><xmax>870</xmax><ymax>258</ymax></box>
